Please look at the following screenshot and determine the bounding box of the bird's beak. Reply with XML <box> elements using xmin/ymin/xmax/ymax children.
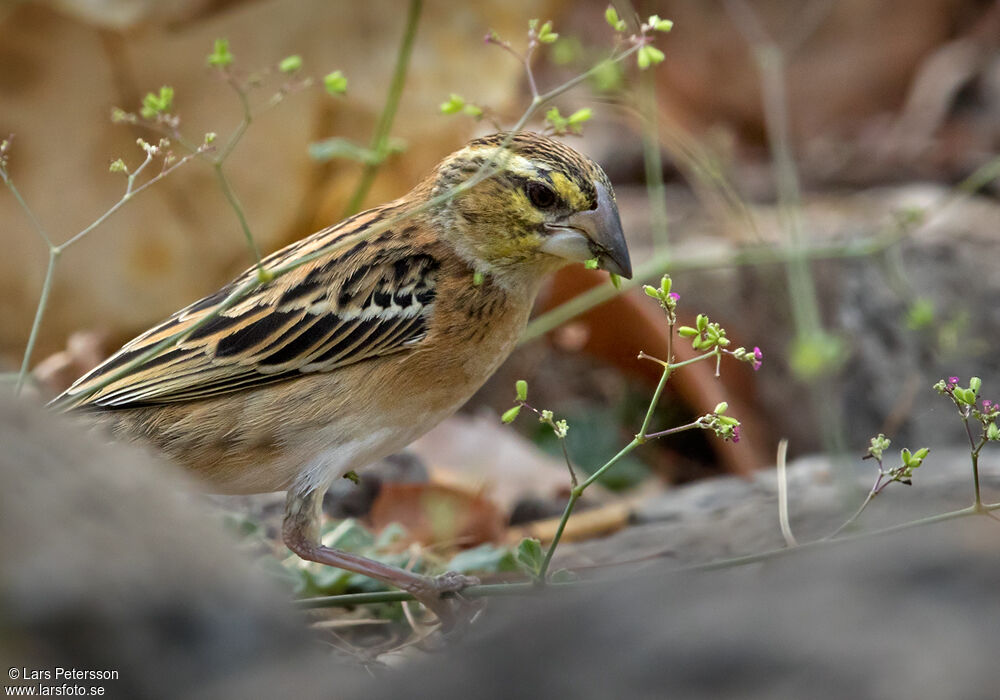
<box><xmin>540</xmin><ymin>182</ymin><xmax>633</xmax><ymax>279</ymax></box>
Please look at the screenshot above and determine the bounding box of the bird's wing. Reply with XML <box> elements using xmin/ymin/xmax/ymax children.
<box><xmin>53</xmin><ymin>211</ymin><xmax>440</xmax><ymax>410</ymax></box>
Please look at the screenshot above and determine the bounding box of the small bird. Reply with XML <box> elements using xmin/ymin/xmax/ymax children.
<box><xmin>53</xmin><ymin>131</ymin><xmax>631</xmax><ymax>622</ymax></box>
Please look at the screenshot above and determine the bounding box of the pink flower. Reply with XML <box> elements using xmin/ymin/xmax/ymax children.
<box><xmin>948</xmin><ymin>376</ymin><xmax>960</xmax><ymax>386</ymax></box>
<box><xmin>752</xmin><ymin>346</ymin><xmax>763</xmax><ymax>371</ymax></box>
<box><xmin>668</xmin><ymin>292</ymin><xmax>680</xmax><ymax>302</ymax></box>
<box><xmin>732</xmin><ymin>425</ymin><xmax>741</xmax><ymax>443</ymax></box>
<box><xmin>983</xmin><ymin>400</ymin><xmax>994</xmax><ymax>410</ymax></box>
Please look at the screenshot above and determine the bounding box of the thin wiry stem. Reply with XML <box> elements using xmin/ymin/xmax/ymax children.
<box><xmin>519</xmin><ymin>227</ymin><xmax>907</xmax><ymax>344</ymax></box>
<box><xmin>8</xmin><ymin>147</ymin><xmax>199</xmax><ymax>391</ymax></box>
<box><xmin>638</xmin><ymin>68</ymin><xmax>669</xmax><ymax>252</ymax></box>
<box><xmin>214</xmin><ymin>162</ymin><xmax>263</xmax><ymax>272</ymax></box>
<box><xmin>1</xmin><ymin>169</ymin><xmax>54</xmax><ymax>248</ymax></box>
<box><xmin>343</xmin><ymin>0</ymin><xmax>422</xmax><ymax>216</ymax></box>
<box><xmin>15</xmin><ymin>248</ymin><xmax>58</xmax><ymax>393</ymax></box>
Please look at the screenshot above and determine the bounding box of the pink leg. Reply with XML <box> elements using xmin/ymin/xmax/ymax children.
<box><xmin>283</xmin><ymin>486</ymin><xmax>479</xmax><ymax>628</ymax></box>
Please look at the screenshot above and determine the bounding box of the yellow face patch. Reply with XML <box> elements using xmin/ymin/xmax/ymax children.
<box><xmin>549</xmin><ymin>172</ymin><xmax>590</xmax><ymax>210</ymax></box>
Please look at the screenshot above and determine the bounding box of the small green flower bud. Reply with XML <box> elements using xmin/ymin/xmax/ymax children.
<box><xmin>970</xmin><ymin>376</ymin><xmax>982</xmax><ymax>395</ymax></box>
<box><xmin>714</xmin><ymin>402</ymin><xmax>728</xmax><ymax>415</ymax></box>
<box><xmin>637</xmin><ymin>45</ymin><xmax>665</xmax><ymax>70</ymax></box>
<box><xmin>538</xmin><ymin>21</ymin><xmax>558</xmax><ymax>43</ymax></box>
<box><xmin>279</xmin><ymin>55</ymin><xmax>303</xmax><ymax>73</ymax></box>
<box><xmin>323</xmin><ymin>70</ymin><xmax>347</xmax><ymax>95</ymax></box>
<box><xmin>501</xmin><ymin>406</ymin><xmax>522</xmax><ymax>423</ymax></box>
<box><xmin>567</xmin><ymin>107</ymin><xmax>592</xmax><ymax>126</ymax></box>
<box><xmin>988</xmin><ymin>422</ymin><xmax>1000</xmax><ymax>441</ymax></box>
<box><xmin>605</xmin><ymin>6</ymin><xmax>626</xmax><ymax>31</ymax></box>
<box><xmin>677</xmin><ymin>326</ymin><xmax>698</xmax><ymax>338</ymax></box>
<box><xmin>108</xmin><ymin>158</ymin><xmax>127</xmax><ymax>174</ymax></box>
<box><xmin>649</xmin><ymin>15</ymin><xmax>673</xmax><ymax>32</ymax></box>
<box><xmin>585</xmin><ymin>258</ymin><xmax>600</xmax><ymax>270</ymax></box>
<box><xmin>515</xmin><ymin>380</ymin><xmax>528</xmax><ymax>401</ymax></box>
<box><xmin>440</xmin><ymin>93</ymin><xmax>465</xmax><ymax>114</ymax></box>
<box><xmin>472</xmin><ymin>270</ymin><xmax>484</xmax><ymax>286</ymax></box>
<box><xmin>609</xmin><ymin>273</ymin><xmax>622</xmax><ymax>290</ymax></box>
<box><xmin>207</xmin><ymin>38</ymin><xmax>234</xmax><ymax>68</ymax></box>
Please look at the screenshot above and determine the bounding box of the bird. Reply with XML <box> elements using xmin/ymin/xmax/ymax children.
<box><xmin>52</xmin><ymin>131</ymin><xmax>632</xmax><ymax>624</ymax></box>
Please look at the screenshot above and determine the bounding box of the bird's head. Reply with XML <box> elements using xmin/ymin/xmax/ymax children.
<box><xmin>424</xmin><ymin>132</ymin><xmax>631</xmax><ymax>285</ymax></box>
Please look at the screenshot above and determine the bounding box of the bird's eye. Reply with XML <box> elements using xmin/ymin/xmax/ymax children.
<box><xmin>526</xmin><ymin>181</ymin><xmax>557</xmax><ymax>209</ymax></box>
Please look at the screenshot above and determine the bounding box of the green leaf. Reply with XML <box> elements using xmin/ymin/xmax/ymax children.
<box><xmin>515</xmin><ymin>379</ymin><xmax>528</xmax><ymax>401</ymax></box>
<box><xmin>550</xmin><ymin>568</ymin><xmax>578</xmax><ymax>583</ymax></box>
<box><xmin>970</xmin><ymin>376</ymin><xmax>982</xmax><ymax>395</ymax></box>
<box><xmin>462</xmin><ymin>103</ymin><xmax>483</xmax><ymax>118</ymax></box>
<box><xmin>323</xmin><ymin>70</ymin><xmax>347</xmax><ymax>95</ymax></box>
<box><xmin>374</xmin><ymin>522</ymin><xmax>408</xmax><ymax>549</ymax></box>
<box><xmin>321</xmin><ymin>518</ymin><xmax>375</xmax><ymax>552</ymax></box>
<box><xmin>140</xmin><ymin>86</ymin><xmax>174</xmax><ymax>119</ymax></box>
<box><xmin>207</xmin><ymin>38</ymin><xmax>234</xmax><ymax>68</ymax></box>
<box><xmin>308</xmin><ymin>137</ymin><xmax>381</xmax><ymax>164</ymax></box>
<box><xmin>440</xmin><ymin>93</ymin><xmax>465</xmax><ymax>114</ymax></box>
<box><xmin>342</xmin><ymin>469</ymin><xmax>360</xmax><ymax>485</ymax></box>
<box><xmin>447</xmin><ymin>544</ymin><xmax>519</xmax><ymax>574</ymax></box>
<box><xmin>609</xmin><ymin>273</ymin><xmax>622</xmax><ymax>289</ymax></box>
<box><xmin>501</xmin><ymin>406</ymin><xmax>522</xmax><ymax>423</ymax></box>
<box><xmin>279</xmin><ymin>54</ymin><xmax>303</xmax><ymax>73</ymax></box>
<box><xmin>585</xmin><ymin>257</ymin><xmax>600</xmax><ymax>270</ymax></box>
<box><xmin>516</xmin><ymin>537</ymin><xmax>545</xmax><ymax>576</ymax></box>
<box><xmin>905</xmin><ymin>298</ymin><xmax>935</xmax><ymax>330</ymax></box>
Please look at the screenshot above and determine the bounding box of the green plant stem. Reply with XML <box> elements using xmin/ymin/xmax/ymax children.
<box><xmin>962</xmin><ymin>416</ymin><xmax>986</xmax><ymax>509</ymax></box>
<box><xmin>520</xmin><ymin>229</ymin><xmax>904</xmax><ymax>344</ymax></box>
<box><xmin>296</xmin><ymin>500</ymin><xmax>1000</xmax><ymax>610</ymax></box>
<box><xmin>638</xmin><ymin>366</ymin><xmax>671</xmax><ymax>440</ymax></box>
<box><xmin>214</xmin><ymin>162</ymin><xmax>263</xmax><ymax>272</ymax></box>
<box><xmin>643</xmin><ymin>419</ymin><xmax>705</xmax><ymax>441</ymax></box>
<box><xmin>537</xmin><ymin>438</ymin><xmax>641</xmax><ymax>580</ymax></box>
<box><xmin>690</xmin><ymin>502</ymin><xmax>1000</xmax><ymax>573</ymax></box>
<box><xmin>1</xmin><ymin>173</ymin><xmax>54</xmax><ymax>248</ymax></box>
<box><xmin>295</xmin><ymin>580</ymin><xmax>581</xmax><ymax>609</ymax></box>
<box><xmin>638</xmin><ymin>67</ymin><xmax>669</xmax><ymax>252</ymax></box>
<box><xmin>15</xmin><ymin>248</ymin><xmax>58</xmax><ymax>393</ymax></box>
<box><xmin>343</xmin><ymin>0</ymin><xmax>422</xmax><ymax>216</ymax></box>
<box><xmin>9</xmin><ymin>149</ymin><xmax>197</xmax><ymax>391</ymax></box>
<box><xmin>825</xmin><ymin>488</ymin><xmax>876</xmax><ymax>540</ymax></box>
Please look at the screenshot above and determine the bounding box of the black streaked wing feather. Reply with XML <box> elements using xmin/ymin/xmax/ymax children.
<box><xmin>53</xmin><ymin>210</ymin><xmax>439</xmax><ymax>409</ymax></box>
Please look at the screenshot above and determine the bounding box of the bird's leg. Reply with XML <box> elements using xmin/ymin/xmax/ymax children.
<box><xmin>282</xmin><ymin>486</ymin><xmax>480</xmax><ymax>629</ymax></box>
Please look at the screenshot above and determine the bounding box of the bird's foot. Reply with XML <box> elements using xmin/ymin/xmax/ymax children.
<box><xmin>405</xmin><ymin>571</ymin><xmax>484</xmax><ymax>634</ymax></box>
